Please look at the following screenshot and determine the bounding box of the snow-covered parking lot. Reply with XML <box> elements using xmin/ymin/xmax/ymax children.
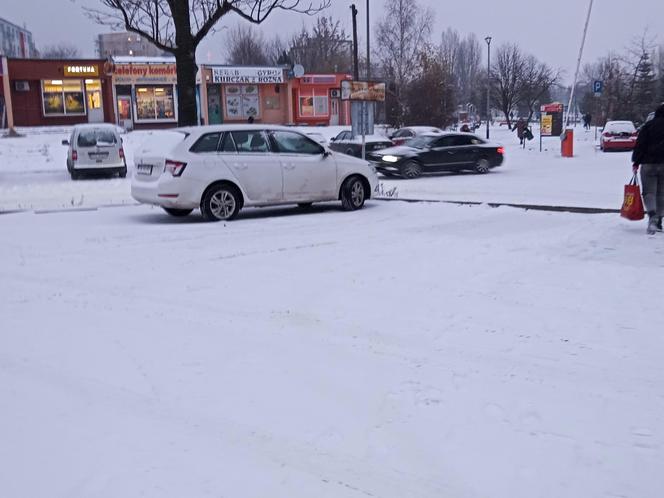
<box><xmin>1</xmin><ymin>198</ymin><xmax>663</xmax><ymax>498</ymax></box>
<box><xmin>1</xmin><ymin>124</ymin><xmax>664</xmax><ymax>497</ymax></box>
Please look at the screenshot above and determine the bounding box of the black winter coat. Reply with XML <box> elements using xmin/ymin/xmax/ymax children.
<box><xmin>632</xmin><ymin>107</ymin><xmax>664</xmax><ymax>164</ymax></box>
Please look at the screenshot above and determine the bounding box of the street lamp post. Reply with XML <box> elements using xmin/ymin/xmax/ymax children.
<box><xmin>485</xmin><ymin>36</ymin><xmax>492</xmax><ymax>140</ymax></box>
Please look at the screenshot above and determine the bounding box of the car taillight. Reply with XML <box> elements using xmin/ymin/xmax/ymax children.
<box><xmin>497</xmin><ymin>147</ymin><xmax>505</xmax><ymax>154</ymax></box>
<box><xmin>119</xmin><ymin>147</ymin><xmax>125</xmax><ymax>159</ymax></box>
<box><xmin>72</xmin><ymin>150</ymin><xmax>78</xmax><ymax>161</ymax></box>
<box><xmin>165</xmin><ymin>159</ymin><xmax>187</xmax><ymax>177</ymax></box>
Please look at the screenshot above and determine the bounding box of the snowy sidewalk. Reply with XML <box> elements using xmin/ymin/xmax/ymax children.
<box><xmin>1</xmin><ymin>201</ymin><xmax>663</xmax><ymax>498</ymax></box>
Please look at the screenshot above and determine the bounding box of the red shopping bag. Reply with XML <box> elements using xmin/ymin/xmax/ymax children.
<box><xmin>620</xmin><ymin>174</ymin><xmax>645</xmax><ymax>221</ymax></box>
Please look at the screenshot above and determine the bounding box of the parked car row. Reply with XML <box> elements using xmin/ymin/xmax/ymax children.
<box><xmin>62</xmin><ymin>123</ymin><xmax>505</xmax><ymax>221</ymax></box>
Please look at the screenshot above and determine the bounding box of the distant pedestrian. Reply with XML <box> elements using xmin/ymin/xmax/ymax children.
<box><xmin>632</xmin><ymin>103</ymin><xmax>664</xmax><ymax>234</ymax></box>
<box><xmin>460</xmin><ymin>123</ymin><xmax>471</xmax><ymax>133</ymax></box>
<box><xmin>515</xmin><ymin>118</ymin><xmax>527</xmax><ymax>145</ymax></box>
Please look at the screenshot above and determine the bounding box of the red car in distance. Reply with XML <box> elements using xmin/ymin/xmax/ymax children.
<box><xmin>600</xmin><ymin>121</ymin><xmax>638</xmax><ymax>152</ymax></box>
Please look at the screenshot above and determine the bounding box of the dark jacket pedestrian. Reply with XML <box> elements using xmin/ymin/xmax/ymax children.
<box><xmin>632</xmin><ymin>103</ymin><xmax>664</xmax><ymax>234</ymax></box>
<box><xmin>515</xmin><ymin>118</ymin><xmax>527</xmax><ymax>144</ymax></box>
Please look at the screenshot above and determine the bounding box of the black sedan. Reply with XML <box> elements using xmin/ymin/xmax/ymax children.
<box><xmin>367</xmin><ymin>133</ymin><xmax>505</xmax><ymax>178</ymax></box>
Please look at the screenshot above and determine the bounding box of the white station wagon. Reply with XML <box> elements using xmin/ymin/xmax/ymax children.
<box><xmin>131</xmin><ymin>125</ymin><xmax>379</xmax><ymax>221</ymax></box>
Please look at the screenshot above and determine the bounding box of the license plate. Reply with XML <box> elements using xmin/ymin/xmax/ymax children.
<box><xmin>88</xmin><ymin>152</ymin><xmax>109</xmax><ymax>160</ymax></box>
<box><xmin>136</xmin><ymin>164</ymin><xmax>153</xmax><ymax>175</ymax></box>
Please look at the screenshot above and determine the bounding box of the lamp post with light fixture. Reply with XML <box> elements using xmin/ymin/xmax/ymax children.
<box><xmin>485</xmin><ymin>36</ymin><xmax>492</xmax><ymax>140</ymax></box>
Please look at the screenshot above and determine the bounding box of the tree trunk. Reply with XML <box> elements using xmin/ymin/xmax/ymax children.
<box><xmin>174</xmin><ymin>48</ymin><xmax>199</xmax><ymax>127</ymax></box>
<box><xmin>172</xmin><ymin>1</ymin><xmax>199</xmax><ymax>127</ymax></box>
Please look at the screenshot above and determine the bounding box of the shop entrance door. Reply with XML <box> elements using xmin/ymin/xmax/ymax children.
<box><xmin>207</xmin><ymin>85</ymin><xmax>222</xmax><ymax>124</ymax></box>
<box><xmin>85</xmin><ymin>80</ymin><xmax>104</xmax><ymax>122</ymax></box>
<box><xmin>116</xmin><ymin>96</ymin><xmax>133</xmax><ymax>130</ymax></box>
<box><xmin>330</xmin><ymin>98</ymin><xmax>340</xmax><ymax>125</ymax></box>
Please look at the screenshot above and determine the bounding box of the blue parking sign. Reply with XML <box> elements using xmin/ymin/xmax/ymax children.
<box><xmin>593</xmin><ymin>80</ymin><xmax>603</xmax><ymax>95</ymax></box>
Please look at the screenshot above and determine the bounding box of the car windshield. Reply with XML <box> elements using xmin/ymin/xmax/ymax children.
<box><xmin>77</xmin><ymin>129</ymin><xmax>117</xmax><ymax>147</ymax></box>
<box><xmin>406</xmin><ymin>135</ymin><xmax>437</xmax><ymax>149</ymax></box>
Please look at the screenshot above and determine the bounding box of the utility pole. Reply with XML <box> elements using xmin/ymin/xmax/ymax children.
<box><xmin>485</xmin><ymin>37</ymin><xmax>492</xmax><ymax>140</ymax></box>
<box><xmin>366</xmin><ymin>0</ymin><xmax>370</xmax><ymax>80</ymax></box>
<box><xmin>351</xmin><ymin>4</ymin><xmax>359</xmax><ymax>81</ymax></box>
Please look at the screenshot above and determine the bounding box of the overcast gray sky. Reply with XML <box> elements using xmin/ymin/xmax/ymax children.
<box><xmin>4</xmin><ymin>0</ymin><xmax>663</xmax><ymax>83</ymax></box>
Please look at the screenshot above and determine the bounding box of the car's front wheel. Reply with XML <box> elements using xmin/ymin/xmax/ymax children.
<box><xmin>400</xmin><ymin>160</ymin><xmax>422</xmax><ymax>179</ymax></box>
<box><xmin>163</xmin><ymin>208</ymin><xmax>193</xmax><ymax>217</ymax></box>
<box><xmin>201</xmin><ymin>183</ymin><xmax>242</xmax><ymax>221</ymax></box>
<box><xmin>341</xmin><ymin>176</ymin><xmax>367</xmax><ymax>211</ymax></box>
<box><xmin>474</xmin><ymin>158</ymin><xmax>491</xmax><ymax>174</ymax></box>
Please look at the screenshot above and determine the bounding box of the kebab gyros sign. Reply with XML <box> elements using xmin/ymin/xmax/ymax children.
<box><xmin>212</xmin><ymin>67</ymin><xmax>284</xmax><ymax>84</ymax></box>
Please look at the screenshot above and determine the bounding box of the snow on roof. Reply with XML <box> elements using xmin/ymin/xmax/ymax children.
<box><xmin>112</xmin><ymin>56</ymin><xmax>175</xmax><ymax>64</ymax></box>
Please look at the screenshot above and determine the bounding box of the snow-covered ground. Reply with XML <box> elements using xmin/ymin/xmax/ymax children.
<box><xmin>1</xmin><ymin>200</ymin><xmax>663</xmax><ymax>498</ymax></box>
<box><xmin>0</xmin><ymin>125</ymin><xmax>632</xmax><ymax>211</ymax></box>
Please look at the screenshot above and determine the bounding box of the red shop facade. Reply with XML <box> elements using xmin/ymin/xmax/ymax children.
<box><xmin>0</xmin><ymin>58</ymin><xmax>114</xmax><ymax>127</ymax></box>
<box><xmin>291</xmin><ymin>73</ymin><xmax>352</xmax><ymax>126</ymax></box>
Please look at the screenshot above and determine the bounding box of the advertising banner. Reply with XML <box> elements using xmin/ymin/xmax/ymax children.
<box><xmin>540</xmin><ymin>102</ymin><xmax>564</xmax><ymax>137</ymax></box>
<box><xmin>341</xmin><ymin>80</ymin><xmax>386</xmax><ymax>102</ymax></box>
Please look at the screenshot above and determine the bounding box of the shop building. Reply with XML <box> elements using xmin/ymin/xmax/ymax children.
<box><xmin>201</xmin><ymin>65</ymin><xmax>292</xmax><ymax>125</ymax></box>
<box><xmin>0</xmin><ymin>58</ymin><xmax>114</xmax><ymax>126</ymax></box>
<box><xmin>110</xmin><ymin>56</ymin><xmax>180</xmax><ymax>129</ymax></box>
<box><xmin>291</xmin><ymin>73</ymin><xmax>351</xmax><ymax>126</ymax></box>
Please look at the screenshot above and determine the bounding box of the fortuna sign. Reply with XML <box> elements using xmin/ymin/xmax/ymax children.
<box><xmin>64</xmin><ymin>65</ymin><xmax>99</xmax><ymax>77</ymax></box>
<box><xmin>211</xmin><ymin>67</ymin><xmax>284</xmax><ymax>84</ymax></box>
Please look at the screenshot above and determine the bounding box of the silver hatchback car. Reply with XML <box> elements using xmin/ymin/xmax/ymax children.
<box><xmin>62</xmin><ymin>124</ymin><xmax>127</xmax><ymax>180</ymax></box>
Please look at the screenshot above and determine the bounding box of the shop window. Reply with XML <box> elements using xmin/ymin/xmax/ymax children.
<box><xmin>225</xmin><ymin>85</ymin><xmax>260</xmax><ymax>119</ymax></box>
<box><xmin>85</xmin><ymin>79</ymin><xmax>102</xmax><ymax>109</ymax></box>
<box><xmin>42</xmin><ymin>79</ymin><xmax>85</xmax><ymax>116</ymax></box>
<box><xmin>136</xmin><ymin>85</ymin><xmax>175</xmax><ymax>121</ymax></box>
<box><xmin>299</xmin><ymin>93</ymin><xmax>328</xmax><ymax>117</ymax></box>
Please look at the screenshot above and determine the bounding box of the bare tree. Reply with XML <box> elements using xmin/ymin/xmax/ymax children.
<box><xmin>87</xmin><ymin>0</ymin><xmax>330</xmax><ymax>126</ymax></box>
<box><xmin>225</xmin><ymin>24</ymin><xmax>268</xmax><ymax>65</ymax></box>
<box><xmin>375</xmin><ymin>0</ymin><xmax>434</xmax><ymax>126</ymax></box>
<box><xmin>490</xmin><ymin>43</ymin><xmax>528</xmax><ymax>130</ymax></box>
<box><xmin>40</xmin><ymin>43</ymin><xmax>81</xmax><ymax>59</ymax></box>
<box><xmin>287</xmin><ymin>16</ymin><xmax>351</xmax><ymax>73</ymax></box>
<box><xmin>520</xmin><ymin>56</ymin><xmax>560</xmax><ymax>122</ymax></box>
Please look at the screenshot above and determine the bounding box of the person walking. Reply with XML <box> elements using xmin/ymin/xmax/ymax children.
<box><xmin>515</xmin><ymin>118</ymin><xmax>526</xmax><ymax>145</ymax></box>
<box><xmin>632</xmin><ymin>103</ymin><xmax>664</xmax><ymax>234</ymax></box>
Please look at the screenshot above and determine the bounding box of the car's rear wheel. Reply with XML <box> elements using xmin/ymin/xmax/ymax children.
<box><xmin>201</xmin><ymin>183</ymin><xmax>242</xmax><ymax>222</ymax></box>
<box><xmin>164</xmin><ymin>208</ymin><xmax>193</xmax><ymax>217</ymax></box>
<box><xmin>341</xmin><ymin>176</ymin><xmax>367</xmax><ymax>211</ymax></box>
<box><xmin>474</xmin><ymin>158</ymin><xmax>491</xmax><ymax>174</ymax></box>
<box><xmin>119</xmin><ymin>167</ymin><xmax>127</xmax><ymax>178</ymax></box>
<box><xmin>400</xmin><ymin>160</ymin><xmax>422</xmax><ymax>179</ymax></box>
<box><xmin>70</xmin><ymin>170</ymin><xmax>80</xmax><ymax>180</ymax></box>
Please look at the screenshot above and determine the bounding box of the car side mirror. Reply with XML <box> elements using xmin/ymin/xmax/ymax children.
<box><xmin>62</xmin><ymin>139</ymin><xmax>70</xmax><ymax>146</ymax></box>
<box><xmin>329</xmin><ymin>137</ymin><xmax>336</xmax><ymax>142</ymax></box>
<box><xmin>323</xmin><ymin>149</ymin><xmax>332</xmax><ymax>157</ymax></box>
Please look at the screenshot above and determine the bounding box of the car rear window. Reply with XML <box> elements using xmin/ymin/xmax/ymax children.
<box><xmin>77</xmin><ymin>129</ymin><xmax>117</xmax><ymax>147</ymax></box>
<box><xmin>605</xmin><ymin>122</ymin><xmax>636</xmax><ymax>133</ymax></box>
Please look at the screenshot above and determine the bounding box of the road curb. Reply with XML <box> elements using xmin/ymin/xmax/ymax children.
<box><xmin>375</xmin><ymin>197</ymin><xmax>620</xmax><ymax>215</ymax></box>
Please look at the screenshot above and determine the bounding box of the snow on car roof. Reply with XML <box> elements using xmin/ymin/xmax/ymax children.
<box><xmin>604</xmin><ymin>121</ymin><xmax>635</xmax><ymax>131</ymax></box>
